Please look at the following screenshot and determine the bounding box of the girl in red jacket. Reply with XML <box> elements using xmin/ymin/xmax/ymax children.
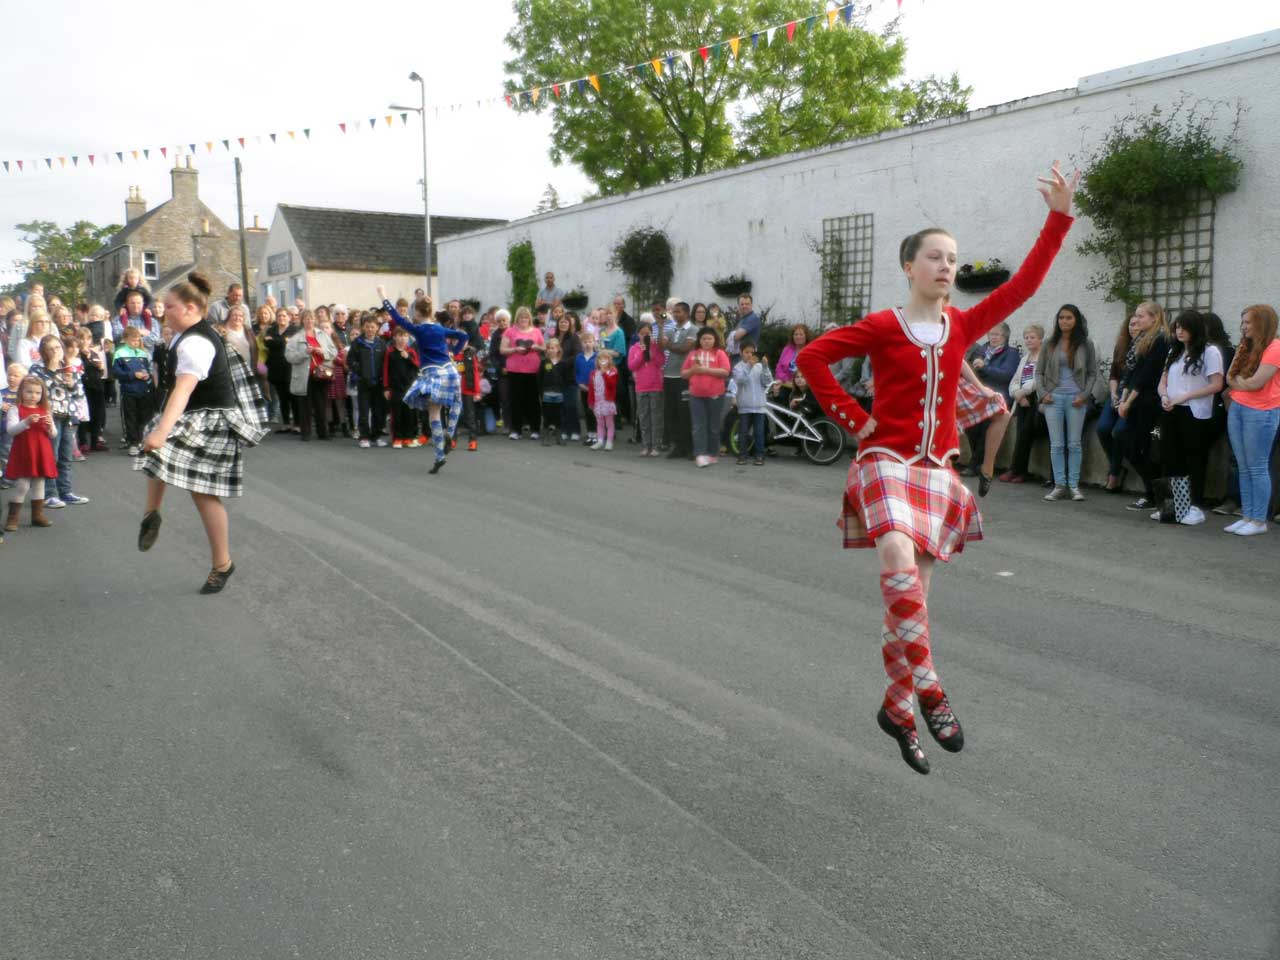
<box><xmin>588</xmin><ymin>350</ymin><xmax>619</xmax><ymax>451</ymax></box>
<box><xmin>796</xmin><ymin>162</ymin><xmax>1078</xmax><ymax>774</ymax></box>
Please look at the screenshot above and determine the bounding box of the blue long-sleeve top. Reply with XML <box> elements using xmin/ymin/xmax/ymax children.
<box><xmin>384</xmin><ymin>299</ymin><xmax>469</xmax><ymax>367</ymax></box>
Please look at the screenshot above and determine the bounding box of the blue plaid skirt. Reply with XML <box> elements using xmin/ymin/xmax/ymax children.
<box><xmin>403</xmin><ymin>362</ymin><xmax>461</xmax><ymax>411</ymax></box>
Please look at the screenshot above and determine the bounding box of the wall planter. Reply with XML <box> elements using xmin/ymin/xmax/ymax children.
<box><xmin>710</xmin><ymin>275</ymin><xmax>753</xmax><ymax>298</ymax></box>
<box><xmin>561</xmin><ymin>289</ymin><xmax>589</xmax><ymax>310</ymax></box>
<box><xmin>954</xmin><ymin>259</ymin><xmax>1008</xmax><ymax>293</ymax></box>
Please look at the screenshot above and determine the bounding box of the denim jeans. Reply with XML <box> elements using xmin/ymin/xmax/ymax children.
<box><xmin>1227</xmin><ymin>402</ymin><xmax>1280</xmax><ymax>521</ymax></box>
<box><xmin>52</xmin><ymin>416</ymin><xmax>76</xmax><ymax>498</ymax></box>
<box><xmin>1042</xmin><ymin>389</ymin><xmax>1087</xmax><ymax>488</ymax></box>
<box><xmin>1094</xmin><ymin>395</ymin><xmax>1127</xmax><ymax>476</ymax></box>
<box><xmin>738</xmin><ymin>412</ymin><xmax>767</xmax><ymax>458</ymax></box>
<box><xmin>689</xmin><ymin>395</ymin><xmax>724</xmax><ymax>457</ymax></box>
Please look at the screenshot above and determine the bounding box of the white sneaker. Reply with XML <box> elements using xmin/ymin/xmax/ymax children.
<box><xmin>530</xmin><ymin>432</ymin><xmax>540</xmax><ymax>440</ymax></box>
<box><xmin>375</xmin><ymin>438</ymin><xmax>389</xmax><ymax>447</ymax></box>
<box><xmin>44</xmin><ymin>496</ymin><xmax>66</xmax><ymax>509</ymax></box>
<box><xmin>509</xmin><ymin>432</ymin><xmax>520</xmax><ymax>440</ymax></box>
<box><xmin>604</xmin><ymin>440</ymin><xmax>613</xmax><ymax>451</ymax></box>
<box><xmin>1069</xmin><ymin>488</ymin><xmax>1085</xmax><ymax>502</ymax></box>
<box><xmin>1234</xmin><ymin>520</ymin><xmax>1268</xmax><ymax>537</ymax></box>
<box><xmin>570</xmin><ymin>433</ymin><xmax>580</xmax><ymax>441</ymax></box>
<box><xmin>1224</xmin><ymin>519</ymin><xmax>1247</xmax><ymax>533</ymax></box>
<box><xmin>695</xmin><ymin>455</ymin><xmax>709</xmax><ymax>468</ymax></box>
<box><xmin>128</xmin><ymin>445</ymin><xmax>141</xmax><ymax>456</ymax></box>
<box><xmin>358</xmin><ymin>439</ymin><xmax>371</xmax><ymax>449</ymax></box>
<box><xmin>1179</xmin><ymin>506</ymin><xmax>1205</xmax><ymax>526</ymax></box>
<box><xmin>1150</xmin><ymin>510</ymin><xmax>1162</xmax><ymax>521</ymax></box>
<box><xmin>590</xmin><ymin>440</ymin><xmax>604</xmax><ymax>450</ymax></box>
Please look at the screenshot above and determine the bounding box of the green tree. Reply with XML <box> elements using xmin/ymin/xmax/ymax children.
<box><xmin>533</xmin><ymin>183</ymin><xmax>563</xmax><ymax>214</ymax></box>
<box><xmin>4</xmin><ymin>220</ymin><xmax>119</xmax><ymax>305</ymax></box>
<box><xmin>896</xmin><ymin>72</ymin><xmax>972</xmax><ymax>127</ymax></box>
<box><xmin>504</xmin><ymin>1</ymin><xmax>968</xmax><ymax>195</ymax></box>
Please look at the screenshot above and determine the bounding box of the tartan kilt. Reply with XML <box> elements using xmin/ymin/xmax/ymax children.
<box><xmin>840</xmin><ymin>455</ymin><xmax>983</xmax><ymax>562</ymax></box>
<box><xmin>133</xmin><ymin>409</ymin><xmax>259</xmax><ymax>497</ymax></box>
<box><xmin>955</xmin><ymin>377</ymin><xmax>1008</xmax><ymax>430</ymax></box>
<box><xmin>403</xmin><ymin>362</ymin><xmax>460</xmax><ymax>411</ymax></box>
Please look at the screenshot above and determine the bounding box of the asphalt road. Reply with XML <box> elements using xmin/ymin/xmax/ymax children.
<box><xmin>3</xmin><ymin>419</ymin><xmax>1278</xmax><ymax>960</ymax></box>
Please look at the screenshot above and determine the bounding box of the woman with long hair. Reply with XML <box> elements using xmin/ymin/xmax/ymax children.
<box><xmin>1151</xmin><ymin>310</ymin><xmax>1224</xmax><ymax>525</ymax></box>
<box><xmin>1117</xmin><ymin>301</ymin><xmax>1170</xmax><ymax>510</ymax></box>
<box><xmin>1223</xmin><ymin>304</ymin><xmax>1280</xmax><ymax>535</ymax></box>
<box><xmin>263</xmin><ymin>307</ymin><xmax>298</xmax><ymax>432</ymax></box>
<box><xmin>134</xmin><ymin>272</ymin><xmax>266</xmax><ymax>593</ymax></box>
<box><xmin>1035</xmin><ymin>304</ymin><xmax>1098</xmax><ymax>501</ymax></box>
<box><xmin>1095</xmin><ymin>313</ymin><xmax>1140</xmax><ymax>491</ymax></box>
<box><xmin>797</xmin><ymin>161</ymin><xmax>1077</xmax><ymax>774</ymax></box>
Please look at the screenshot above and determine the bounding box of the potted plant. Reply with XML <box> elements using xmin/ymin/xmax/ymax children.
<box><xmin>710</xmin><ymin>274</ymin><xmax>752</xmax><ymax>298</ymax></box>
<box><xmin>561</xmin><ymin>287</ymin><xmax>589</xmax><ymax>310</ymax></box>
<box><xmin>953</xmin><ymin>258</ymin><xmax>1009</xmax><ymax>293</ymax></box>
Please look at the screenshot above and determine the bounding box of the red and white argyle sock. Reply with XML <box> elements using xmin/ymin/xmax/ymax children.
<box><xmin>879</xmin><ymin>568</ymin><xmax>934</xmax><ymax>728</ymax></box>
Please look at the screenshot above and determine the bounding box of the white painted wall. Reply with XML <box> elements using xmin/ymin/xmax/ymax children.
<box><xmin>307</xmin><ymin>270</ymin><xmax>429</xmax><ymax>310</ymax></box>
<box><xmin>439</xmin><ymin>35</ymin><xmax>1279</xmax><ymax>361</ymax></box>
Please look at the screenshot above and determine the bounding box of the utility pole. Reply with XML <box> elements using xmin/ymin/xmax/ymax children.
<box><xmin>234</xmin><ymin>157</ymin><xmax>250</xmax><ymax>304</ymax></box>
<box><xmin>393</xmin><ymin>73</ymin><xmax>430</xmax><ymax>298</ymax></box>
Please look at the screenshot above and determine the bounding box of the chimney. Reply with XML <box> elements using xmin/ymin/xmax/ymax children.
<box><xmin>200</xmin><ymin>217</ymin><xmax>210</xmax><ymax>235</ymax></box>
<box><xmin>125</xmin><ymin>185</ymin><xmax>146</xmax><ymax>223</ymax></box>
<box><xmin>252</xmin><ymin>214</ymin><xmax>261</xmax><ymax>229</ymax></box>
<box><xmin>171</xmin><ymin>156</ymin><xmax>199</xmax><ymax>203</ymax></box>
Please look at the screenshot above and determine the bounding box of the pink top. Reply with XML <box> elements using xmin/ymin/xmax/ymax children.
<box><xmin>682</xmin><ymin>348</ymin><xmax>731</xmax><ymax>398</ymax></box>
<box><xmin>502</xmin><ymin>325</ymin><xmax>544</xmax><ymax>375</ymax></box>
<box><xmin>1232</xmin><ymin>339</ymin><xmax>1280</xmax><ymax>411</ymax></box>
<box><xmin>627</xmin><ymin>341</ymin><xmax>665</xmax><ymax>393</ymax></box>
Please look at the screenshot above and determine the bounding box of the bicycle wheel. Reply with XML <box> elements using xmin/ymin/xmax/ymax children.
<box><xmin>802</xmin><ymin>419</ymin><xmax>846</xmax><ymax>465</ymax></box>
<box><xmin>726</xmin><ymin>419</ymin><xmax>741</xmax><ymax>455</ymax></box>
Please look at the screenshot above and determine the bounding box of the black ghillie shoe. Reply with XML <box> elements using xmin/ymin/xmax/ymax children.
<box><xmin>921</xmin><ymin>695</ymin><xmax>965</xmax><ymax>753</ymax></box>
<box><xmin>138</xmin><ymin>511</ymin><xmax>162</xmax><ymax>552</ymax></box>
<box><xmin>877</xmin><ymin>707</ymin><xmax>930</xmax><ymax>775</ymax></box>
<box><xmin>200</xmin><ymin>562</ymin><xmax>235</xmax><ymax>595</ymax></box>
<box><xmin>978</xmin><ymin>472</ymin><xmax>993</xmax><ymax>498</ymax></box>
<box><xmin>429</xmin><ymin>458</ymin><xmax>446</xmax><ymax>475</ymax></box>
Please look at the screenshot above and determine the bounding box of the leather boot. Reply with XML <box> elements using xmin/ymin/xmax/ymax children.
<box><xmin>4</xmin><ymin>501</ymin><xmax>20</xmax><ymax>532</ymax></box>
<box><xmin>30</xmin><ymin>499</ymin><xmax>53</xmax><ymax>527</ymax></box>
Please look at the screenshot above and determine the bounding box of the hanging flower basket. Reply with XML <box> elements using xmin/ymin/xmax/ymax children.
<box><xmin>954</xmin><ymin>259</ymin><xmax>1009</xmax><ymax>293</ymax></box>
<box><xmin>561</xmin><ymin>289</ymin><xmax>589</xmax><ymax>310</ymax></box>
<box><xmin>710</xmin><ymin>275</ymin><xmax>753</xmax><ymax>298</ymax></box>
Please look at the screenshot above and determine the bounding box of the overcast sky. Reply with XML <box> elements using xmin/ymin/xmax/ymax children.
<box><xmin>0</xmin><ymin>0</ymin><xmax>1272</xmax><ymax>286</ymax></box>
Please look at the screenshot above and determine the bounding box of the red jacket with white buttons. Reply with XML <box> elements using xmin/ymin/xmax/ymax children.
<box><xmin>796</xmin><ymin>211</ymin><xmax>1073</xmax><ymax>467</ymax></box>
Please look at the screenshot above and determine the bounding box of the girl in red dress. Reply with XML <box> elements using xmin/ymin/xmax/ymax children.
<box><xmin>3</xmin><ymin>375</ymin><xmax>59</xmax><ymax>531</ymax></box>
<box><xmin>796</xmin><ymin>162</ymin><xmax>1079</xmax><ymax>774</ymax></box>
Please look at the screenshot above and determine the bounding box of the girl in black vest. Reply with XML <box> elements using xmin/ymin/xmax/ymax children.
<box><xmin>134</xmin><ymin>272</ymin><xmax>267</xmax><ymax>593</ymax></box>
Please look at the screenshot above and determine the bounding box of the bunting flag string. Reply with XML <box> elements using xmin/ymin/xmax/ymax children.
<box><xmin>0</xmin><ymin>2</ymin><xmax>904</xmax><ymax>175</ymax></box>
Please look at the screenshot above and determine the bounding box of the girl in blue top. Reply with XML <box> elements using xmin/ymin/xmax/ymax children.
<box><xmin>378</xmin><ymin>287</ymin><xmax>470</xmax><ymax>474</ymax></box>
<box><xmin>574</xmin><ymin>332</ymin><xmax>599</xmax><ymax>443</ymax></box>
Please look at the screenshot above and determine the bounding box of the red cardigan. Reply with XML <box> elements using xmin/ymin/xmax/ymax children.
<box><xmin>796</xmin><ymin>210</ymin><xmax>1073</xmax><ymax>466</ymax></box>
<box><xmin>587</xmin><ymin>365</ymin><xmax>618</xmax><ymax>408</ymax></box>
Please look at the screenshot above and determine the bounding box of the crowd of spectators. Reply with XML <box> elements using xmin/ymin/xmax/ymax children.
<box><xmin>2</xmin><ymin>270</ymin><xmax>1278</xmax><ymax>545</ymax></box>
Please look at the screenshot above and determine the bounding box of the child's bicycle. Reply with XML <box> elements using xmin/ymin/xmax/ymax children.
<box><xmin>728</xmin><ymin>400</ymin><xmax>846</xmax><ymax>465</ymax></box>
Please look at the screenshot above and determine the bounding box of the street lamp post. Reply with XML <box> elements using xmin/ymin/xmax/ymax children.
<box><xmin>391</xmin><ymin>70</ymin><xmax>430</xmax><ymax>298</ymax></box>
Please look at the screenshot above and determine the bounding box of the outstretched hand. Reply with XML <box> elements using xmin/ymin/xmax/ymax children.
<box><xmin>376</xmin><ymin>285</ymin><xmax>387</xmax><ymax>302</ymax></box>
<box><xmin>1037</xmin><ymin>161</ymin><xmax>1080</xmax><ymax>215</ymax></box>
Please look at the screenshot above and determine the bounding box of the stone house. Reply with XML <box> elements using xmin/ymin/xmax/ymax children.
<box><xmin>86</xmin><ymin>156</ymin><xmax>267</xmax><ymax>308</ymax></box>
<box><xmin>255</xmin><ymin>205</ymin><xmax>505</xmax><ymax>311</ymax></box>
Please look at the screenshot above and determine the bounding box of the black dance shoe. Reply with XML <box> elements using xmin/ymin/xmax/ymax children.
<box><xmin>138</xmin><ymin>511</ymin><xmax>162</xmax><ymax>552</ymax></box>
<box><xmin>200</xmin><ymin>562</ymin><xmax>235</xmax><ymax>595</ymax></box>
<box><xmin>978</xmin><ymin>472</ymin><xmax>993</xmax><ymax>497</ymax></box>
<box><xmin>921</xmin><ymin>695</ymin><xmax>965</xmax><ymax>753</ymax></box>
<box><xmin>877</xmin><ymin>707</ymin><xmax>930</xmax><ymax>775</ymax></box>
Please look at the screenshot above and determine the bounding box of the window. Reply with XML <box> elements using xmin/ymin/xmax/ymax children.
<box><xmin>819</xmin><ymin>214</ymin><xmax>874</xmax><ymax>326</ymax></box>
<box><xmin>291</xmin><ymin>275</ymin><xmax>304</xmax><ymax>303</ymax></box>
<box><xmin>142</xmin><ymin>251</ymin><xmax>158</xmax><ymax>281</ymax></box>
<box><xmin>261</xmin><ymin>283</ymin><xmax>273</xmax><ymax>306</ymax></box>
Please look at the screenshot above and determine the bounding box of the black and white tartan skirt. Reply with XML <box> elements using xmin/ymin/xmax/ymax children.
<box><xmin>132</xmin><ymin>352</ymin><xmax>269</xmax><ymax>497</ymax></box>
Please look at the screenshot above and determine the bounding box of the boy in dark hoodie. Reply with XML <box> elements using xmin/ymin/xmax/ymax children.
<box><xmin>110</xmin><ymin>324</ymin><xmax>156</xmax><ymax>455</ymax></box>
<box><xmin>383</xmin><ymin>326</ymin><xmax>420</xmax><ymax>448</ymax></box>
<box><xmin>346</xmin><ymin>314</ymin><xmax>389</xmax><ymax>448</ymax></box>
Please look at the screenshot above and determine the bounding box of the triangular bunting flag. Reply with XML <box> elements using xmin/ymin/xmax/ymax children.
<box><xmin>368</xmin><ymin>118</ymin><xmax>376</xmax><ymax>129</ymax></box>
<box><xmin>828</xmin><ymin>9</ymin><xmax>839</xmax><ymax>27</ymax></box>
<box><xmin>729</xmin><ymin>37</ymin><xmax>740</xmax><ymax>57</ymax></box>
<box><xmin>575</xmin><ymin>80</ymin><xmax>584</xmax><ymax>95</ymax></box>
<box><xmin>339</xmin><ymin>122</ymin><xmax>347</xmax><ymax>133</ymax></box>
<box><xmin>45</xmin><ymin>158</ymin><xmax>51</xmax><ymax>169</ymax></box>
<box><xmin>384</xmin><ymin>115</ymin><xmax>392</xmax><ymax>126</ymax></box>
<box><xmin>269</xmin><ymin>133</ymin><xmax>277</xmax><ymax>143</ymax></box>
<box><xmin>531</xmin><ymin>87</ymin><xmax>540</xmax><ymax>104</ymax></box>
<box><xmin>751</xmin><ymin>32</ymin><xmax>759</xmax><ymax>48</ymax></box>
<box><xmin>698</xmin><ymin>46</ymin><xmax>709</xmax><ymax>62</ymax></box>
<box><xmin>712</xmin><ymin>42</ymin><xmax>723</xmax><ymax>60</ymax></box>
<box><xmin>806</xmin><ymin>15</ymin><xmax>817</xmax><ymax>33</ymax></box>
<box><xmin>222</xmin><ymin>139</ymin><xmax>230</xmax><ymax>150</ymax></box>
<box><xmin>680</xmin><ymin>51</ymin><xmax>692</xmax><ymax>71</ymax></box>
<box><xmin>89</xmin><ymin>154</ymin><xmax>95</xmax><ymax>165</ymax></box>
<box><xmin>766</xmin><ymin>26</ymin><xmax>777</xmax><ymax>45</ymax></box>
<box><xmin>238</xmin><ymin>137</ymin><xmax>245</xmax><ymax>147</ymax></box>
<box><xmin>588</xmin><ymin>74</ymin><xmax>600</xmax><ymax>92</ymax></box>
<box><xmin>116</xmin><ymin>151</ymin><xmax>124</xmax><ymax>162</ymax></box>
<box><xmin>132</xmin><ymin>150</ymin><xmax>139</xmax><ymax>160</ymax></box>
<box><xmin>3</xmin><ymin>161</ymin><xmax>8</xmax><ymax>173</ymax></box>
<box><xmin>189</xmin><ymin>143</ymin><xmax>197</xmax><ymax>154</ymax></box>
<box><xmin>143</xmin><ymin>148</ymin><xmax>150</xmax><ymax>159</ymax></box>
<box><xmin>58</xmin><ymin>157</ymin><xmax>65</xmax><ymax>168</ymax></box>
<box><xmin>505</xmin><ymin>94</ymin><xmax>513</xmax><ymax>108</ymax></box>
<box><xmin>651</xmin><ymin>58</ymin><xmax>663</xmax><ymax>77</ymax></box>
<box><xmin>205</xmin><ymin>142</ymin><xmax>213</xmax><ymax>153</ymax></box>
<box><xmin>844</xmin><ymin>3</ymin><xmax>854</xmax><ymax>24</ymax></box>
<box><xmin>665</xmin><ymin>56</ymin><xmax>675</xmax><ymax>73</ymax></box>
<box><xmin>303</xmin><ymin>128</ymin><xmax>310</xmax><ymax>139</ymax></box>
<box><xmin>400</xmin><ymin>112</ymin><xmax>408</xmax><ymax>124</ymax></box>
<box><xmin>552</xmin><ymin>83</ymin><xmax>561</xmax><ymax>98</ymax></box>
<box><xmin>160</xmin><ymin>147</ymin><xmax>167</xmax><ymax>158</ymax></box>
<box><xmin>786</xmin><ymin>21</ymin><xmax>797</xmax><ymax>42</ymax></box>
<box><xmin>17</xmin><ymin>160</ymin><xmax>23</xmax><ymax>171</ymax></box>
<box><xmin>285</xmin><ymin>131</ymin><xmax>294</xmax><ymax>141</ymax></box>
